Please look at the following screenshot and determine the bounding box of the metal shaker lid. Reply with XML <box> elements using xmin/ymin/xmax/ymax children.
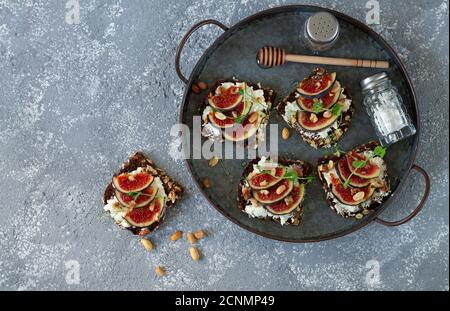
<box><xmin>306</xmin><ymin>12</ymin><xmax>340</xmax><ymax>43</ymax></box>
<box><xmin>360</xmin><ymin>72</ymin><xmax>389</xmax><ymax>92</ymax></box>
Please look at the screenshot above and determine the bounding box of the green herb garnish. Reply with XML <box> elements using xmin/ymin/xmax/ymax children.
<box><xmin>343</xmin><ymin>146</ymin><xmax>387</xmax><ymax>188</ymax></box>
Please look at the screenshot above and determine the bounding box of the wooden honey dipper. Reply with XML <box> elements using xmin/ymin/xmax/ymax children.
<box><xmin>257</xmin><ymin>46</ymin><xmax>389</xmax><ymax>69</ymax></box>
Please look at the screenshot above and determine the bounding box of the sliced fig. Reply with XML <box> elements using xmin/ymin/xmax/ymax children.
<box><xmin>345</xmin><ymin>152</ymin><xmax>381</xmax><ymax>179</ymax></box>
<box><xmin>247</xmin><ymin>166</ymin><xmax>286</xmax><ymax>190</ymax></box>
<box><xmin>208</xmin><ymin>111</ymin><xmax>235</xmax><ymax>129</ymax></box>
<box><xmin>124</xmin><ymin>197</ymin><xmax>165</xmax><ymax>227</ymax></box>
<box><xmin>329</xmin><ymin>173</ymin><xmax>375</xmax><ymax>206</ymax></box>
<box><xmin>115</xmin><ymin>182</ymin><xmax>158</xmax><ymax>208</ymax></box>
<box><xmin>266</xmin><ymin>184</ymin><xmax>305</xmax><ymax>215</ymax></box>
<box><xmin>297</xmin><ymin>81</ymin><xmax>341</xmax><ymax>112</ymax></box>
<box><xmin>298</xmin><ymin>110</ymin><xmax>338</xmax><ymax>132</ymax></box>
<box><xmin>253</xmin><ymin>179</ymin><xmax>294</xmax><ymax>204</ymax></box>
<box><xmin>208</xmin><ymin>85</ymin><xmax>243</xmax><ymax>111</ymax></box>
<box><xmin>113</xmin><ymin>172</ymin><xmax>154</xmax><ymax>193</ymax></box>
<box><xmin>223</xmin><ymin>113</ymin><xmax>261</xmax><ymax>142</ymax></box>
<box><xmin>337</xmin><ymin>158</ymin><xmax>370</xmax><ymax>188</ymax></box>
<box><xmin>297</xmin><ymin>69</ymin><xmax>337</xmax><ymax>97</ymax></box>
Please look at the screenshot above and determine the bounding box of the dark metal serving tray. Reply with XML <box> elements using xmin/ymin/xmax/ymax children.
<box><xmin>175</xmin><ymin>5</ymin><xmax>430</xmax><ymax>242</ymax></box>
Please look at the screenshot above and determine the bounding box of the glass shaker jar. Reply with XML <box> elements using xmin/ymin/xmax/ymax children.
<box><xmin>360</xmin><ymin>72</ymin><xmax>416</xmax><ymax>146</ymax></box>
<box><xmin>302</xmin><ymin>12</ymin><xmax>340</xmax><ymax>52</ymax></box>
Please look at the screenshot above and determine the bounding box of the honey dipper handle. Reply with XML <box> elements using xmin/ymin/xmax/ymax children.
<box><xmin>285</xmin><ymin>54</ymin><xmax>390</xmax><ymax>69</ymax></box>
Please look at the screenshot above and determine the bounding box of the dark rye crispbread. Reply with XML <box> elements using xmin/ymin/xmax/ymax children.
<box><xmin>276</xmin><ymin>88</ymin><xmax>354</xmax><ymax>149</ymax></box>
<box><xmin>317</xmin><ymin>141</ymin><xmax>390</xmax><ymax>218</ymax></box>
<box><xmin>237</xmin><ymin>157</ymin><xmax>313</xmax><ymax>226</ymax></box>
<box><xmin>103</xmin><ymin>152</ymin><xmax>183</xmax><ymax>236</ymax></box>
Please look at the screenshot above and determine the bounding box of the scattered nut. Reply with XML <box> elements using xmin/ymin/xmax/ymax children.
<box><xmin>140</xmin><ymin>238</ymin><xmax>153</xmax><ymax>252</ymax></box>
<box><xmin>187</xmin><ymin>232</ymin><xmax>197</xmax><ymax>245</ymax></box>
<box><xmin>328</xmin><ymin>160</ymin><xmax>334</xmax><ymax>170</ymax></box>
<box><xmin>208</xmin><ymin>157</ymin><xmax>219</xmax><ymax>167</ymax></box>
<box><xmin>194</xmin><ymin>230</ymin><xmax>207</xmax><ymax>240</ymax></box>
<box><xmin>352</xmin><ymin>191</ymin><xmax>365</xmax><ymax>201</ymax></box>
<box><xmin>248</xmin><ymin>112</ymin><xmax>258</xmax><ymax>123</ymax></box>
<box><xmin>259</xmin><ymin>180</ymin><xmax>268</xmax><ymax>186</ymax></box>
<box><xmin>323</xmin><ymin>111</ymin><xmax>332</xmax><ymax>119</ymax></box>
<box><xmin>215</xmin><ymin>111</ymin><xmax>227</xmax><ymax>120</ymax></box>
<box><xmin>203</xmin><ymin>176</ymin><xmax>210</xmax><ymax>188</ymax></box>
<box><xmin>197</xmin><ymin>81</ymin><xmax>208</xmax><ymax>90</ymax></box>
<box><xmin>355</xmin><ymin>213</ymin><xmax>364</xmax><ymax>220</ymax></box>
<box><xmin>290</xmin><ymin>116</ymin><xmax>297</xmax><ymax>124</ymax></box>
<box><xmin>276</xmin><ymin>184</ymin><xmax>286</xmax><ymax>194</ymax></box>
<box><xmin>362</xmin><ymin>209</ymin><xmax>371</xmax><ymax>215</ymax></box>
<box><xmin>170</xmin><ymin>230</ymin><xmax>183</xmax><ymax>241</ymax></box>
<box><xmin>259</xmin><ymin>189</ymin><xmax>269</xmax><ymax>195</ymax></box>
<box><xmin>281</xmin><ymin>128</ymin><xmax>290</xmax><ymax>140</ymax></box>
<box><xmin>191</xmin><ymin>83</ymin><xmax>201</xmax><ymax>94</ymax></box>
<box><xmin>189</xmin><ymin>247</ymin><xmax>201</xmax><ymax>262</ymax></box>
<box><xmin>309</xmin><ymin>113</ymin><xmax>318</xmax><ymax>123</ymax></box>
<box><xmin>155</xmin><ymin>265</ymin><xmax>166</xmax><ymax>277</ymax></box>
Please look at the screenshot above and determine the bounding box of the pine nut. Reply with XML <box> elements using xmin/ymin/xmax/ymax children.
<box><xmin>170</xmin><ymin>230</ymin><xmax>183</xmax><ymax>241</ymax></box>
<box><xmin>282</xmin><ymin>128</ymin><xmax>290</xmax><ymax>140</ymax></box>
<box><xmin>187</xmin><ymin>232</ymin><xmax>197</xmax><ymax>245</ymax></box>
<box><xmin>155</xmin><ymin>266</ymin><xmax>166</xmax><ymax>277</ymax></box>
<box><xmin>208</xmin><ymin>157</ymin><xmax>219</xmax><ymax>167</ymax></box>
<box><xmin>309</xmin><ymin>113</ymin><xmax>318</xmax><ymax>123</ymax></box>
<box><xmin>197</xmin><ymin>81</ymin><xmax>208</xmax><ymax>90</ymax></box>
<box><xmin>191</xmin><ymin>83</ymin><xmax>201</xmax><ymax>94</ymax></box>
<box><xmin>203</xmin><ymin>176</ymin><xmax>210</xmax><ymax>188</ymax></box>
<box><xmin>140</xmin><ymin>238</ymin><xmax>153</xmax><ymax>251</ymax></box>
<box><xmin>323</xmin><ymin>111</ymin><xmax>332</xmax><ymax>119</ymax></box>
<box><xmin>353</xmin><ymin>191</ymin><xmax>365</xmax><ymax>201</ymax></box>
<box><xmin>276</xmin><ymin>185</ymin><xmax>286</xmax><ymax>194</ymax></box>
<box><xmin>248</xmin><ymin>112</ymin><xmax>258</xmax><ymax>123</ymax></box>
<box><xmin>194</xmin><ymin>230</ymin><xmax>207</xmax><ymax>240</ymax></box>
<box><xmin>189</xmin><ymin>247</ymin><xmax>201</xmax><ymax>262</ymax></box>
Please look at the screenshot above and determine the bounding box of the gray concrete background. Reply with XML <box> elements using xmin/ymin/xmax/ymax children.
<box><xmin>0</xmin><ymin>0</ymin><xmax>448</xmax><ymax>291</ymax></box>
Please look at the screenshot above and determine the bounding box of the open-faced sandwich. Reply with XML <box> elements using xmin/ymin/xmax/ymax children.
<box><xmin>277</xmin><ymin>67</ymin><xmax>353</xmax><ymax>149</ymax></box>
<box><xmin>103</xmin><ymin>152</ymin><xmax>183</xmax><ymax>236</ymax></box>
<box><xmin>237</xmin><ymin>157</ymin><xmax>313</xmax><ymax>225</ymax></box>
<box><xmin>317</xmin><ymin>141</ymin><xmax>390</xmax><ymax>218</ymax></box>
<box><xmin>201</xmin><ymin>80</ymin><xmax>275</xmax><ymax>147</ymax></box>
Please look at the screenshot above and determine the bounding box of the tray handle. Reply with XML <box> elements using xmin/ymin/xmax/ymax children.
<box><xmin>374</xmin><ymin>164</ymin><xmax>430</xmax><ymax>226</ymax></box>
<box><xmin>175</xmin><ymin>19</ymin><xmax>229</xmax><ymax>84</ymax></box>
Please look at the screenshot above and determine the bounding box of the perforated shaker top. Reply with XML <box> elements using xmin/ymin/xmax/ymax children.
<box><xmin>306</xmin><ymin>12</ymin><xmax>340</xmax><ymax>43</ymax></box>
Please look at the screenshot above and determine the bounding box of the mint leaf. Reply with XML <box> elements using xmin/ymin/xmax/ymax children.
<box><xmin>343</xmin><ymin>179</ymin><xmax>351</xmax><ymax>189</ymax></box>
<box><xmin>331</xmin><ymin>103</ymin><xmax>343</xmax><ymax>116</ymax></box>
<box><xmin>301</xmin><ymin>176</ymin><xmax>314</xmax><ymax>184</ymax></box>
<box><xmin>234</xmin><ymin>115</ymin><xmax>246</xmax><ymax>124</ymax></box>
<box><xmin>283</xmin><ymin>170</ymin><xmax>299</xmax><ymax>181</ymax></box>
<box><xmin>373</xmin><ymin>146</ymin><xmax>386</xmax><ymax>158</ymax></box>
<box><xmin>239</xmin><ymin>89</ymin><xmax>245</xmax><ymax>95</ymax></box>
<box><xmin>352</xmin><ymin>160</ymin><xmax>366</xmax><ymax>169</ymax></box>
<box><xmin>312</xmin><ymin>101</ymin><xmax>323</xmax><ymax>114</ymax></box>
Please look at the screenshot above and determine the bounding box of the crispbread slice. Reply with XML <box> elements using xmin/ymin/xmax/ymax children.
<box><xmin>103</xmin><ymin>152</ymin><xmax>183</xmax><ymax>236</ymax></box>
<box><xmin>201</xmin><ymin>79</ymin><xmax>276</xmax><ymax>146</ymax></box>
<box><xmin>237</xmin><ymin>157</ymin><xmax>313</xmax><ymax>226</ymax></box>
<box><xmin>276</xmin><ymin>87</ymin><xmax>353</xmax><ymax>149</ymax></box>
<box><xmin>317</xmin><ymin>141</ymin><xmax>391</xmax><ymax>218</ymax></box>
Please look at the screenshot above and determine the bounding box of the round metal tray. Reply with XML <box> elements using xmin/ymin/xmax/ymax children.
<box><xmin>175</xmin><ymin>5</ymin><xmax>430</xmax><ymax>242</ymax></box>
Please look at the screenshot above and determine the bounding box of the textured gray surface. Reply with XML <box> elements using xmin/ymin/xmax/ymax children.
<box><xmin>0</xmin><ymin>0</ymin><xmax>448</xmax><ymax>291</ymax></box>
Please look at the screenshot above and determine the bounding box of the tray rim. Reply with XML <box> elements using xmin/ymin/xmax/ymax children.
<box><xmin>178</xmin><ymin>4</ymin><xmax>421</xmax><ymax>243</ymax></box>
